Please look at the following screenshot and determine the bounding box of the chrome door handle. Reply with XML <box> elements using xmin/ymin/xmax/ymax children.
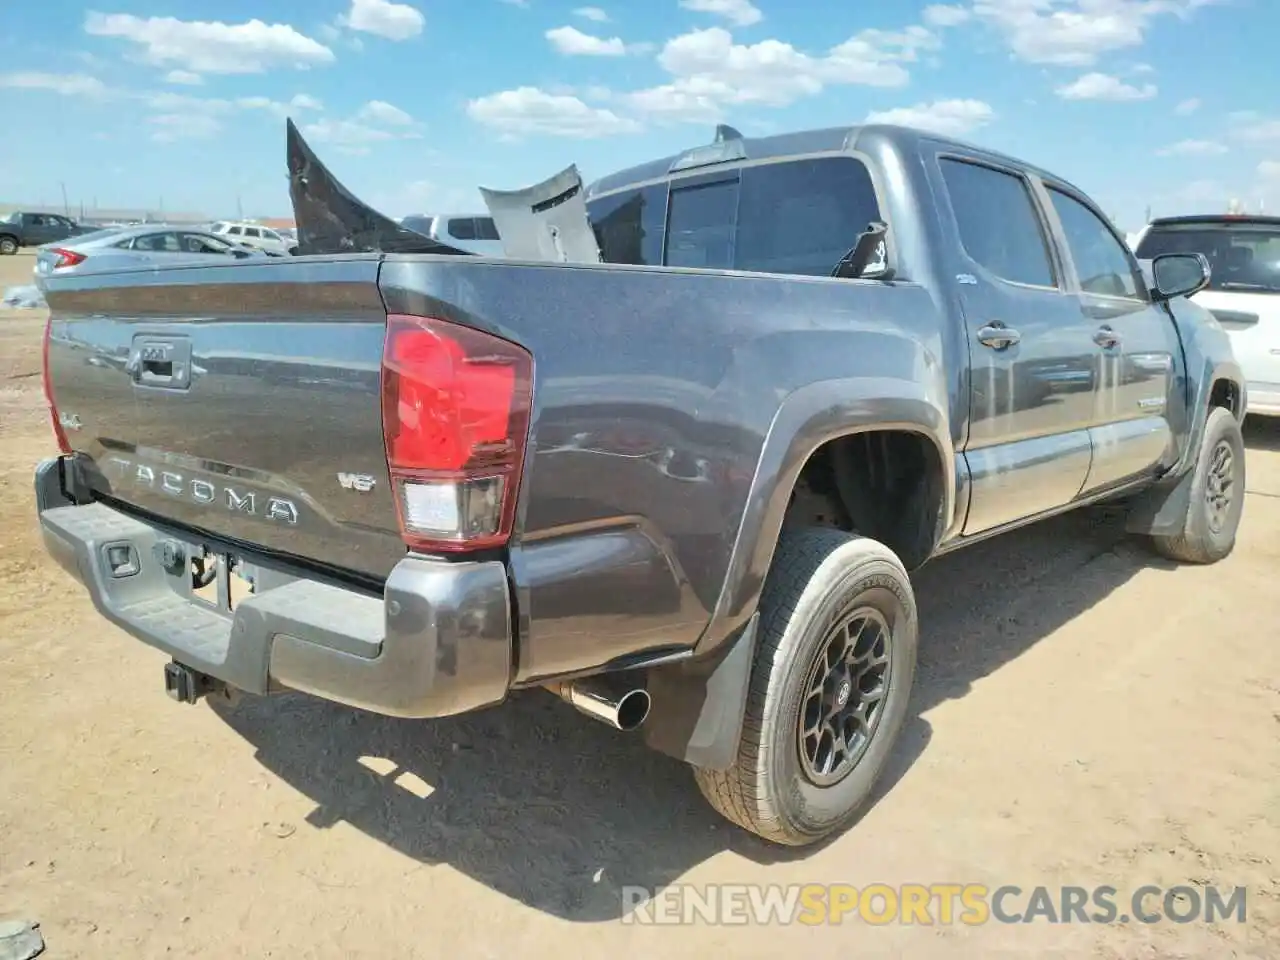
<box><xmin>977</xmin><ymin>323</ymin><xmax>1021</xmax><ymax>350</ymax></box>
<box><xmin>1094</xmin><ymin>325</ymin><xmax>1120</xmax><ymax>349</ymax></box>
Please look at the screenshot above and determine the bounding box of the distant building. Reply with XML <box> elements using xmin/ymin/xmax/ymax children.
<box><xmin>0</xmin><ymin>202</ymin><xmax>212</xmax><ymax>225</ymax></box>
<box><xmin>0</xmin><ymin>203</ymin><xmax>291</xmax><ymax>227</ymax></box>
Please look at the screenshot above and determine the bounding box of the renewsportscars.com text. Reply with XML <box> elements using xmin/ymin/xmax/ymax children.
<box><xmin>620</xmin><ymin>883</ymin><xmax>1248</xmax><ymax>926</ymax></box>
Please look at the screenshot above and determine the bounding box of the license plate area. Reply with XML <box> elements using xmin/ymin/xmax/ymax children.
<box><xmin>189</xmin><ymin>547</ymin><xmax>256</xmax><ymax>612</ymax></box>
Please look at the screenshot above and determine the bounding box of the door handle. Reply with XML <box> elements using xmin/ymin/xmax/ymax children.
<box><xmin>1093</xmin><ymin>325</ymin><xmax>1121</xmax><ymax>349</ymax></box>
<box><xmin>977</xmin><ymin>322</ymin><xmax>1021</xmax><ymax>350</ymax></box>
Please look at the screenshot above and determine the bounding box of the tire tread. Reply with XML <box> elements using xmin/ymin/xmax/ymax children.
<box><xmin>694</xmin><ymin>526</ymin><xmax>908</xmax><ymax>845</ymax></box>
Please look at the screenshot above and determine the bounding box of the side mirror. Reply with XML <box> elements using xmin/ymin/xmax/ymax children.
<box><xmin>1150</xmin><ymin>252</ymin><xmax>1210</xmax><ymax>302</ymax></box>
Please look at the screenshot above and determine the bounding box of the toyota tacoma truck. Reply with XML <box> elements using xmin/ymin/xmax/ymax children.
<box><xmin>33</xmin><ymin>123</ymin><xmax>1246</xmax><ymax>847</ymax></box>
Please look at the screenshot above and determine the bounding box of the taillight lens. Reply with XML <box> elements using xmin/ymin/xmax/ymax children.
<box><xmin>42</xmin><ymin>314</ymin><xmax>71</xmax><ymax>454</ymax></box>
<box><xmin>381</xmin><ymin>314</ymin><xmax>533</xmax><ymax>553</ymax></box>
<box><xmin>48</xmin><ymin>247</ymin><xmax>86</xmax><ymax>269</ymax></box>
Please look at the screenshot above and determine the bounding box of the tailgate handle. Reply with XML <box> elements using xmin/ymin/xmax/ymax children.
<box><xmin>128</xmin><ymin>336</ymin><xmax>192</xmax><ymax>390</ymax></box>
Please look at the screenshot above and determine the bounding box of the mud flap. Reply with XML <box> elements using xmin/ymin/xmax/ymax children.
<box><xmin>1123</xmin><ymin>466</ymin><xmax>1194</xmax><ymax>538</ymax></box>
<box><xmin>642</xmin><ymin>613</ymin><xmax>758</xmax><ymax>771</ymax></box>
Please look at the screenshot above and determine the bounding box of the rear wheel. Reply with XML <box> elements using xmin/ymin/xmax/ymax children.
<box><xmin>0</xmin><ymin>236</ymin><xmax>18</xmax><ymax>255</ymax></box>
<box><xmin>1149</xmin><ymin>406</ymin><xmax>1246</xmax><ymax>564</ymax></box>
<box><xmin>693</xmin><ymin>526</ymin><xmax>918</xmax><ymax>846</ymax></box>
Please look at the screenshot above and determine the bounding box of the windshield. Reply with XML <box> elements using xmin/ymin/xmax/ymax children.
<box><xmin>2</xmin><ymin>212</ymin><xmax>18</xmax><ymax>224</ymax></box>
<box><xmin>1135</xmin><ymin>221</ymin><xmax>1280</xmax><ymax>293</ymax></box>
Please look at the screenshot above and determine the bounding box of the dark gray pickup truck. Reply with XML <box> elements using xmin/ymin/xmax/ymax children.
<box><xmin>0</xmin><ymin>210</ymin><xmax>90</xmax><ymax>254</ymax></box>
<box><xmin>33</xmin><ymin>123</ymin><xmax>1246</xmax><ymax>847</ymax></box>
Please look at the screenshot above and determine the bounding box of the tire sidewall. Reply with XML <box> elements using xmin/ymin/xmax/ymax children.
<box><xmin>0</xmin><ymin>237</ymin><xmax>17</xmax><ymax>255</ymax></box>
<box><xmin>763</xmin><ymin>549</ymin><xmax>918</xmax><ymax>841</ymax></box>
<box><xmin>1186</xmin><ymin>408</ymin><xmax>1246</xmax><ymax>555</ymax></box>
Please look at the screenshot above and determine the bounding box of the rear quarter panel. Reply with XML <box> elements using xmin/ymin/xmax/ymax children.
<box><xmin>380</xmin><ymin>257</ymin><xmax>953</xmax><ymax>682</ymax></box>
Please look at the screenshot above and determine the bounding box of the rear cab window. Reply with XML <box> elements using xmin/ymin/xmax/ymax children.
<box><xmin>586</xmin><ymin>155</ymin><xmax>883</xmax><ymax>277</ymax></box>
<box><xmin>1135</xmin><ymin>219</ymin><xmax>1280</xmax><ymax>294</ymax></box>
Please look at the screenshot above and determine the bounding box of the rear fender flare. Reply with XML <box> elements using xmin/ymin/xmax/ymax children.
<box><xmin>700</xmin><ymin>376</ymin><xmax>953</xmax><ymax>655</ymax></box>
<box><xmin>642</xmin><ymin>377</ymin><xmax>951</xmax><ymax>770</ymax></box>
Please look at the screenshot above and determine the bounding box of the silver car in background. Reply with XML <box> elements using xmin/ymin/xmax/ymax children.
<box><xmin>33</xmin><ymin>224</ymin><xmax>269</xmax><ymax>288</ymax></box>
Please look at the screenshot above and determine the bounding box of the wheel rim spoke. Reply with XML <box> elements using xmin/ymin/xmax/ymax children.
<box><xmin>1205</xmin><ymin>440</ymin><xmax>1236</xmax><ymax>533</ymax></box>
<box><xmin>797</xmin><ymin>606</ymin><xmax>894</xmax><ymax>786</ymax></box>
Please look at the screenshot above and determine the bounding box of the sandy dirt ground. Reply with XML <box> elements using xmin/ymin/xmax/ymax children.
<box><xmin>0</xmin><ymin>251</ymin><xmax>1277</xmax><ymax>959</ymax></box>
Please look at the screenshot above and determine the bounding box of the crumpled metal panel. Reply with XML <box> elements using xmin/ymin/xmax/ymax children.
<box><xmin>479</xmin><ymin>164</ymin><xmax>602</xmax><ymax>263</ymax></box>
<box><xmin>285</xmin><ymin>118</ymin><xmax>472</xmax><ymax>257</ymax></box>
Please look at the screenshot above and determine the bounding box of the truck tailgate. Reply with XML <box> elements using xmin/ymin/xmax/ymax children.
<box><xmin>43</xmin><ymin>256</ymin><xmax>406</xmax><ymax>581</ymax></box>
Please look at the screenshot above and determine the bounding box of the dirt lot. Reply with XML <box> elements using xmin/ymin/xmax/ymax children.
<box><xmin>1</xmin><ymin>251</ymin><xmax>1277</xmax><ymax>959</ymax></box>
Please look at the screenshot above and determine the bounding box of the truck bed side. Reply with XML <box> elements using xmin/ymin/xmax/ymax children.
<box><xmin>378</xmin><ymin>256</ymin><xmax>954</xmax><ymax>682</ymax></box>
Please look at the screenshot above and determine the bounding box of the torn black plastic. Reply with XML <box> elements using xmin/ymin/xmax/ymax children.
<box><xmin>285</xmin><ymin>117</ymin><xmax>473</xmax><ymax>257</ymax></box>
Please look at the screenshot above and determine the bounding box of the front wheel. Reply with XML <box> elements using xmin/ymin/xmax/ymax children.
<box><xmin>0</xmin><ymin>236</ymin><xmax>18</xmax><ymax>255</ymax></box>
<box><xmin>693</xmin><ymin>527</ymin><xmax>918</xmax><ymax>846</ymax></box>
<box><xmin>1148</xmin><ymin>405</ymin><xmax>1246</xmax><ymax>564</ymax></box>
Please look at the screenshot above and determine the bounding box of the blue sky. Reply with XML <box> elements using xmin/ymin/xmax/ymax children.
<box><xmin>0</xmin><ymin>0</ymin><xmax>1275</xmax><ymax>231</ymax></box>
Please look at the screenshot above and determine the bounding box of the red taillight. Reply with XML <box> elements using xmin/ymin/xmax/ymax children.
<box><xmin>42</xmin><ymin>314</ymin><xmax>71</xmax><ymax>454</ymax></box>
<box><xmin>381</xmin><ymin>314</ymin><xmax>533</xmax><ymax>553</ymax></box>
<box><xmin>48</xmin><ymin>247</ymin><xmax>86</xmax><ymax>269</ymax></box>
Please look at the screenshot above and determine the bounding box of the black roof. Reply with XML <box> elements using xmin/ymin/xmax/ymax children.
<box><xmin>583</xmin><ymin>122</ymin><xmax>1071</xmax><ymax>200</ymax></box>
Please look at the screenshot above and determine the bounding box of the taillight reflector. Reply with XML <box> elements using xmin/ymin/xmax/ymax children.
<box><xmin>381</xmin><ymin>314</ymin><xmax>533</xmax><ymax>553</ymax></box>
<box><xmin>49</xmin><ymin>247</ymin><xmax>86</xmax><ymax>269</ymax></box>
<box><xmin>42</xmin><ymin>314</ymin><xmax>71</xmax><ymax>454</ymax></box>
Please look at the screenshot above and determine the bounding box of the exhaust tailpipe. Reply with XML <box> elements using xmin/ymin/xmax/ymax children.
<box><xmin>551</xmin><ymin>675</ymin><xmax>651</xmax><ymax>731</ymax></box>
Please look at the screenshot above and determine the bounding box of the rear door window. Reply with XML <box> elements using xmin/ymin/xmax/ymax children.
<box><xmin>939</xmin><ymin>157</ymin><xmax>1057</xmax><ymax>288</ymax></box>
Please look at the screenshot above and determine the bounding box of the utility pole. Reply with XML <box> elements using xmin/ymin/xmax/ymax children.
<box><xmin>60</xmin><ymin>182</ymin><xmax>69</xmax><ymax>217</ymax></box>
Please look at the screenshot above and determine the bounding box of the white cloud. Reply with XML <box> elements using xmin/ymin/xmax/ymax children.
<box><xmin>1228</xmin><ymin>111</ymin><xmax>1280</xmax><ymax>144</ymax></box>
<box><xmin>865</xmin><ymin>98</ymin><xmax>995</xmax><ymax>136</ymax></box>
<box><xmin>1257</xmin><ymin>161</ymin><xmax>1280</xmax><ymax>180</ymax></box>
<box><xmin>84</xmin><ymin>12</ymin><xmax>334</xmax><ymax>74</ymax></box>
<box><xmin>574</xmin><ymin>6</ymin><xmax>609</xmax><ymax>21</ymax></box>
<box><xmin>1056</xmin><ymin>72</ymin><xmax>1156</xmax><ymax>101</ymax></box>
<box><xmin>0</xmin><ymin>71</ymin><xmax>109</xmax><ymax>97</ymax></box>
<box><xmin>237</xmin><ymin>93</ymin><xmax>325</xmax><ymax>118</ymax></box>
<box><xmin>546</xmin><ymin>25</ymin><xmax>628</xmax><ymax>56</ymax></box>
<box><xmin>164</xmin><ymin>69</ymin><xmax>202</xmax><ymax>85</ymax></box>
<box><xmin>678</xmin><ymin>0</ymin><xmax>763</xmax><ymax>27</ymax></box>
<box><xmin>1175</xmin><ymin>97</ymin><xmax>1201</xmax><ymax>115</ymax></box>
<box><xmin>138</xmin><ymin>91</ymin><xmax>321</xmax><ymax>139</ymax></box>
<box><xmin>1156</xmin><ymin>139</ymin><xmax>1227</xmax><ymax>157</ymax></box>
<box><xmin>922</xmin><ymin>4</ymin><xmax>971</xmax><ymax>27</ymax></box>
<box><xmin>972</xmin><ymin>0</ymin><xmax>1215</xmax><ymax>67</ymax></box>
<box><xmin>338</xmin><ymin>0</ymin><xmax>424</xmax><ymax>40</ymax></box>
<box><xmin>148</xmin><ymin>113</ymin><xmax>221</xmax><ymax>142</ymax></box>
<box><xmin>623</xmin><ymin>24</ymin><xmax>940</xmax><ymax>123</ymax></box>
<box><xmin>467</xmin><ymin>86</ymin><xmax>642</xmax><ymax>138</ymax></box>
<box><xmin>358</xmin><ymin>99</ymin><xmax>414</xmax><ymax>125</ymax></box>
<box><xmin>302</xmin><ymin>117</ymin><xmax>397</xmax><ymax>148</ymax></box>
